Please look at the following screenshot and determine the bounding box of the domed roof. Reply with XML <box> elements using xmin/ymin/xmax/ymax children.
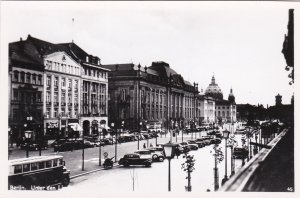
<box><xmin>205</xmin><ymin>75</ymin><xmax>223</xmax><ymax>100</ymax></box>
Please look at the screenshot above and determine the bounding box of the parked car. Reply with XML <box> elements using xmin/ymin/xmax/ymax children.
<box><xmin>187</xmin><ymin>140</ymin><xmax>203</xmax><ymax>148</ymax></box>
<box><xmin>233</xmin><ymin>147</ymin><xmax>249</xmax><ymax>159</ymax></box>
<box><xmin>210</xmin><ymin>138</ymin><xmax>222</xmax><ymax>144</ymax></box>
<box><xmin>119</xmin><ymin>153</ymin><xmax>152</xmax><ymax>167</ymax></box>
<box><xmin>135</xmin><ymin>149</ymin><xmax>164</xmax><ymax>162</ymax></box>
<box><xmin>178</xmin><ymin>143</ymin><xmax>191</xmax><ymax>153</ymax></box>
<box><xmin>20</xmin><ymin>141</ymin><xmax>48</xmax><ymax>151</ymax></box>
<box><xmin>83</xmin><ymin>140</ymin><xmax>95</xmax><ymax>148</ymax></box>
<box><xmin>53</xmin><ymin>140</ymin><xmax>80</xmax><ymax>152</ymax></box>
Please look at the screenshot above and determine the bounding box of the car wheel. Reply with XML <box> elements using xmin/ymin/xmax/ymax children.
<box><xmin>158</xmin><ymin>157</ymin><xmax>164</xmax><ymax>162</ymax></box>
<box><xmin>62</xmin><ymin>177</ymin><xmax>70</xmax><ymax>187</ymax></box>
<box><xmin>123</xmin><ymin>161</ymin><xmax>129</xmax><ymax>167</ymax></box>
<box><xmin>152</xmin><ymin>154</ymin><xmax>158</xmax><ymax>160</ymax></box>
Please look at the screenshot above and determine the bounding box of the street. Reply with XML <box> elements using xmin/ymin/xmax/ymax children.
<box><xmin>9</xmin><ymin>125</ymin><xmax>259</xmax><ymax>192</ymax></box>
<box><xmin>62</xmin><ymin>136</ymin><xmax>245</xmax><ymax>192</ymax></box>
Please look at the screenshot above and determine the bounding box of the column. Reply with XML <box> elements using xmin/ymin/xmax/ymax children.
<box><xmin>65</xmin><ymin>77</ymin><xmax>69</xmax><ymax>117</ymax></box>
<box><xmin>58</xmin><ymin>76</ymin><xmax>62</xmax><ymax>115</ymax></box>
<box><xmin>50</xmin><ymin>75</ymin><xmax>55</xmax><ymax>118</ymax></box>
<box><xmin>71</xmin><ymin>78</ymin><xmax>75</xmax><ymax>118</ymax></box>
<box><xmin>43</xmin><ymin>73</ymin><xmax>47</xmax><ymax>117</ymax></box>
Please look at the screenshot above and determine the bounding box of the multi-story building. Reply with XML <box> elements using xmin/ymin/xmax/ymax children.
<box><xmin>102</xmin><ymin>61</ymin><xmax>199</xmax><ymax>131</ymax></box>
<box><xmin>8</xmin><ymin>35</ymin><xmax>108</xmax><ymax>139</ymax></box>
<box><xmin>60</xmin><ymin>43</ymin><xmax>109</xmax><ymax>136</ymax></box>
<box><xmin>204</xmin><ymin>75</ymin><xmax>237</xmax><ymax>123</ymax></box>
<box><xmin>9</xmin><ymin>38</ymin><xmax>44</xmax><ymax>141</ymax></box>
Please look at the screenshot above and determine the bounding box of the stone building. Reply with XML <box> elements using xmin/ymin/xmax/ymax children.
<box><xmin>59</xmin><ymin>43</ymin><xmax>109</xmax><ymax>136</ymax></box>
<box><xmin>204</xmin><ymin>75</ymin><xmax>237</xmax><ymax>123</ymax></box>
<box><xmin>102</xmin><ymin>61</ymin><xmax>199</xmax><ymax>131</ymax></box>
<box><xmin>8</xmin><ymin>35</ymin><xmax>108</xmax><ymax>139</ymax></box>
<box><xmin>9</xmin><ymin>37</ymin><xmax>44</xmax><ymax>141</ymax></box>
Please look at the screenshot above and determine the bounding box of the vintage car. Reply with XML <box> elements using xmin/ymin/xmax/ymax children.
<box><xmin>119</xmin><ymin>153</ymin><xmax>152</xmax><ymax>167</ymax></box>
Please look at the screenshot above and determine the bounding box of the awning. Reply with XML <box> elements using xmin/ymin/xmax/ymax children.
<box><xmin>68</xmin><ymin>123</ymin><xmax>83</xmax><ymax>131</ymax></box>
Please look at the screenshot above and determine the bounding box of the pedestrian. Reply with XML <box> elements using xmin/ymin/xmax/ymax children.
<box><xmin>143</xmin><ymin>143</ymin><xmax>146</xmax><ymax>149</ymax></box>
<box><xmin>149</xmin><ymin>143</ymin><xmax>153</xmax><ymax>147</ymax></box>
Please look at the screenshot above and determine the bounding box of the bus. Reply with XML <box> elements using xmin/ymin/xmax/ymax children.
<box><xmin>8</xmin><ymin>155</ymin><xmax>70</xmax><ymax>190</ymax></box>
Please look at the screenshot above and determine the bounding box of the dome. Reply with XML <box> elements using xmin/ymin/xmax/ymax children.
<box><xmin>205</xmin><ymin>75</ymin><xmax>223</xmax><ymax>100</ymax></box>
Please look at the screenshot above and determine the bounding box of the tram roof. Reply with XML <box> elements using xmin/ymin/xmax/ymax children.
<box><xmin>9</xmin><ymin>155</ymin><xmax>63</xmax><ymax>165</ymax></box>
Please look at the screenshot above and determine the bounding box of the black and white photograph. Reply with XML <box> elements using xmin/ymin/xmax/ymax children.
<box><xmin>0</xmin><ymin>1</ymin><xmax>298</xmax><ymax>196</ymax></box>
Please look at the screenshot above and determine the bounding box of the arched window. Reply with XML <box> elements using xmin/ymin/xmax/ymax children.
<box><xmin>222</xmin><ymin>111</ymin><xmax>225</xmax><ymax>117</ymax></box>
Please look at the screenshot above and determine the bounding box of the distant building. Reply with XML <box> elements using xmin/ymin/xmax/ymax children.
<box><xmin>268</xmin><ymin>94</ymin><xmax>293</xmax><ymax>124</ymax></box>
<box><xmin>204</xmin><ymin>75</ymin><xmax>236</xmax><ymax>123</ymax></box>
<box><xmin>275</xmin><ymin>94</ymin><xmax>282</xmax><ymax>106</ymax></box>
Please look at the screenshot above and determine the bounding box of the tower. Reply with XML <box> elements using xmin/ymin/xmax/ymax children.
<box><xmin>228</xmin><ymin>88</ymin><xmax>235</xmax><ymax>104</ymax></box>
<box><xmin>276</xmin><ymin>94</ymin><xmax>282</xmax><ymax>106</ymax></box>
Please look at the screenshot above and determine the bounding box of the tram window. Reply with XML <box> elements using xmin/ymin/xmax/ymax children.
<box><xmin>59</xmin><ymin>159</ymin><xmax>63</xmax><ymax>165</ymax></box>
<box><xmin>46</xmin><ymin>160</ymin><xmax>52</xmax><ymax>168</ymax></box>
<box><xmin>23</xmin><ymin>164</ymin><xmax>30</xmax><ymax>172</ymax></box>
<box><xmin>14</xmin><ymin>165</ymin><xmax>22</xmax><ymax>174</ymax></box>
<box><xmin>53</xmin><ymin>159</ymin><xmax>58</xmax><ymax>167</ymax></box>
<box><xmin>31</xmin><ymin>163</ymin><xmax>38</xmax><ymax>171</ymax></box>
<box><xmin>39</xmin><ymin>161</ymin><xmax>45</xmax><ymax>169</ymax></box>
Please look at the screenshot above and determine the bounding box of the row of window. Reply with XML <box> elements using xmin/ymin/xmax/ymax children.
<box><xmin>216</xmin><ymin>111</ymin><xmax>236</xmax><ymax>117</ymax></box>
<box><xmin>12</xmin><ymin>71</ymin><xmax>42</xmax><ymax>85</ymax></box>
<box><xmin>46</xmin><ymin>60</ymin><xmax>80</xmax><ymax>75</ymax></box>
<box><xmin>45</xmin><ymin>107</ymin><xmax>78</xmax><ymax>118</ymax></box>
<box><xmin>12</xmin><ymin>159</ymin><xmax>63</xmax><ymax>174</ymax></box>
<box><xmin>46</xmin><ymin>91</ymin><xmax>78</xmax><ymax>104</ymax></box>
<box><xmin>83</xmin><ymin>67</ymin><xmax>107</xmax><ymax>79</ymax></box>
<box><xmin>12</xmin><ymin>89</ymin><xmax>42</xmax><ymax>103</ymax></box>
<box><xmin>46</xmin><ymin>76</ymin><xmax>79</xmax><ymax>89</ymax></box>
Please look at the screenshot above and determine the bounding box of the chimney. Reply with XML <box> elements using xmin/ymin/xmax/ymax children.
<box><xmin>20</xmin><ymin>37</ymin><xmax>23</xmax><ymax>41</ymax></box>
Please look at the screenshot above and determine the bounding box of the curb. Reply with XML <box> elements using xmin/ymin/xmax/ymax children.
<box><xmin>70</xmin><ymin>164</ymin><xmax>120</xmax><ymax>180</ymax></box>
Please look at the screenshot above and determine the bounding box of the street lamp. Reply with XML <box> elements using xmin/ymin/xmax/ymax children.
<box><xmin>24</xmin><ymin>130</ymin><xmax>32</xmax><ymax>158</ymax></box>
<box><xmin>221</xmin><ymin>130</ymin><xmax>230</xmax><ymax>185</ymax></box>
<box><xmin>111</xmin><ymin>122</ymin><xmax>117</xmax><ymax>162</ymax></box>
<box><xmin>138</xmin><ymin>121</ymin><xmax>142</xmax><ymax>149</ymax></box>
<box><xmin>99</xmin><ymin>123</ymin><xmax>104</xmax><ymax>166</ymax></box>
<box><xmin>146</xmin><ymin>125</ymin><xmax>149</xmax><ymax>147</ymax></box>
<box><xmin>162</xmin><ymin>141</ymin><xmax>176</xmax><ymax>191</ymax></box>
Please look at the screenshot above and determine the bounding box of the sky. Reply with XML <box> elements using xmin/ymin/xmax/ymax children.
<box><xmin>1</xmin><ymin>1</ymin><xmax>297</xmax><ymax>107</ymax></box>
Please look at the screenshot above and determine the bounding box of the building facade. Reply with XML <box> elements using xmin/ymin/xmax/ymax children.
<box><xmin>9</xmin><ymin>39</ymin><xmax>44</xmax><ymax>141</ymax></box>
<box><xmin>204</xmin><ymin>75</ymin><xmax>237</xmax><ymax>123</ymax></box>
<box><xmin>102</xmin><ymin>61</ymin><xmax>199</xmax><ymax>131</ymax></box>
<box><xmin>60</xmin><ymin>43</ymin><xmax>109</xmax><ymax>136</ymax></box>
<box><xmin>8</xmin><ymin>35</ymin><xmax>108</xmax><ymax>139</ymax></box>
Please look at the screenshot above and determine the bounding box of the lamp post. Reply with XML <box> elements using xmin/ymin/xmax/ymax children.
<box><xmin>81</xmin><ymin>124</ymin><xmax>85</xmax><ymax>171</ymax></box>
<box><xmin>246</xmin><ymin>128</ymin><xmax>252</xmax><ymax>160</ymax></box>
<box><xmin>99</xmin><ymin>123</ymin><xmax>104</xmax><ymax>166</ymax></box>
<box><xmin>24</xmin><ymin>130</ymin><xmax>32</xmax><ymax>158</ymax></box>
<box><xmin>221</xmin><ymin>130</ymin><xmax>230</xmax><ymax>185</ymax></box>
<box><xmin>181</xmin><ymin>120</ymin><xmax>184</xmax><ymax>143</ymax></box>
<box><xmin>146</xmin><ymin>125</ymin><xmax>149</xmax><ymax>147</ymax></box>
<box><xmin>163</xmin><ymin>141</ymin><xmax>176</xmax><ymax>192</ymax></box>
<box><xmin>111</xmin><ymin>123</ymin><xmax>117</xmax><ymax>163</ymax></box>
<box><xmin>138</xmin><ymin>122</ymin><xmax>142</xmax><ymax>150</ymax></box>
